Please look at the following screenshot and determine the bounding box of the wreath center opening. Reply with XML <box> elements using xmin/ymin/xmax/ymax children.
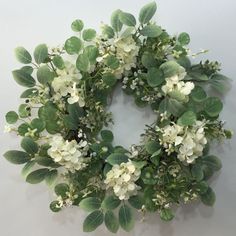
<box><xmin>108</xmin><ymin>84</ymin><xmax>156</xmax><ymax>148</ymax></box>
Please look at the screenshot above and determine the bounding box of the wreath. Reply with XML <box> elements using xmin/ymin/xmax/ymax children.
<box><xmin>4</xmin><ymin>2</ymin><xmax>232</xmax><ymax>233</ymax></box>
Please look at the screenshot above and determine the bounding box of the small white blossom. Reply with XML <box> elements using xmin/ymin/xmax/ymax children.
<box><xmin>161</xmin><ymin>74</ymin><xmax>194</xmax><ymax>98</ymax></box>
<box><xmin>157</xmin><ymin>120</ymin><xmax>207</xmax><ymax>164</ymax></box>
<box><xmin>48</xmin><ymin>134</ymin><xmax>89</xmax><ymax>172</ymax></box>
<box><xmin>104</xmin><ymin>161</ymin><xmax>141</xmax><ymax>200</ymax></box>
<box><xmin>4</xmin><ymin>124</ymin><xmax>15</xmax><ymax>133</ymax></box>
<box><xmin>51</xmin><ymin>62</ymin><xmax>84</xmax><ymax>106</ymax></box>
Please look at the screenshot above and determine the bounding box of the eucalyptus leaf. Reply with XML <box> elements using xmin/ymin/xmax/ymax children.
<box><xmin>107</xmin><ymin>153</ymin><xmax>129</xmax><ymax>165</ymax></box>
<box><xmin>139</xmin><ymin>2</ymin><xmax>157</xmax><ymax>24</ymax></box>
<box><xmin>65</xmin><ymin>36</ymin><xmax>82</xmax><ymax>54</ymax></box>
<box><xmin>119</xmin><ymin>11</ymin><xmax>136</xmax><ymax>26</ymax></box>
<box><xmin>111</xmin><ymin>9</ymin><xmax>123</xmax><ymax>32</ymax></box>
<box><xmin>15</xmin><ymin>47</ymin><xmax>32</xmax><ymax>64</ymax></box>
<box><xmin>71</xmin><ymin>19</ymin><xmax>84</xmax><ymax>32</ymax></box>
<box><xmin>105</xmin><ymin>211</ymin><xmax>119</xmax><ymax>233</ymax></box>
<box><xmin>26</xmin><ymin>168</ymin><xmax>49</xmax><ymax>184</ymax></box>
<box><xmin>4</xmin><ymin>150</ymin><xmax>30</xmax><ymax>164</ymax></box>
<box><xmin>82</xmin><ymin>29</ymin><xmax>96</xmax><ymax>42</ymax></box>
<box><xmin>83</xmin><ymin>210</ymin><xmax>104</xmax><ymax>232</ymax></box>
<box><xmin>21</xmin><ymin>137</ymin><xmax>38</xmax><ymax>154</ymax></box>
<box><xmin>5</xmin><ymin>111</ymin><xmax>18</xmax><ymax>124</ymax></box>
<box><xmin>34</xmin><ymin>44</ymin><xmax>48</xmax><ymax>64</ymax></box>
<box><xmin>12</xmin><ymin>69</ymin><xmax>36</xmax><ymax>87</ymax></box>
<box><xmin>140</xmin><ymin>24</ymin><xmax>162</xmax><ymax>38</ymax></box>
<box><xmin>119</xmin><ymin>204</ymin><xmax>134</xmax><ymax>232</ymax></box>
<box><xmin>80</xmin><ymin>197</ymin><xmax>101</xmax><ymax>212</ymax></box>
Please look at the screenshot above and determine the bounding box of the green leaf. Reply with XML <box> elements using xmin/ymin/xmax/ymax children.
<box><xmin>18</xmin><ymin>123</ymin><xmax>31</xmax><ymax>136</ymax></box>
<box><xmin>101</xmin><ymin>130</ymin><xmax>114</xmax><ymax>142</ymax></box>
<box><xmin>45</xmin><ymin>169</ymin><xmax>58</xmax><ymax>186</ymax></box>
<box><xmin>145</xmin><ymin>141</ymin><xmax>160</xmax><ymax>154</ymax></box>
<box><xmin>147</xmin><ymin>67</ymin><xmax>164</xmax><ymax>87</ymax></box>
<box><xmin>111</xmin><ymin>9</ymin><xmax>123</xmax><ymax>32</ymax></box>
<box><xmin>71</xmin><ymin>19</ymin><xmax>84</xmax><ymax>32</ymax></box>
<box><xmin>20</xmin><ymin>88</ymin><xmax>38</xmax><ymax>98</ymax></box>
<box><xmin>160</xmin><ymin>208</ymin><xmax>174</xmax><ymax>221</ymax></box>
<box><xmin>178</xmin><ymin>32</ymin><xmax>190</xmax><ymax>45</ymax></box>
<box><xmin>80</xmin><ymin>197</ymin><xmax>101</xmax><ymax>212</ymax></box>
<box><xmin>4</xmin><ymin>150</ymin><xmax>30</xmax><ymax>164</ymax></box>
<box><xmin>105</xmin><ymin>211</ymin><xmax>119</xmax><ymax>233</ymax></box>
<box><xmin>150</xmin><ymin>152</ymin><xmax>161</xmax><ymax>166</ymax></box>
<box><xmin>102</xmin><ymin>25</ymin><xmax>115</xmax><ymax>39</ymax></box>
<box><xmin>18</xmin><ymin>104</ymin><xmax>30</xmax><ymax>118</ymax></box>
<box><xmin>34</xmin><ymin>44</ymin><xmax>48</xmax><ymax>64</ymax></box>
<box><xmin>31</xmin><ymin>118</ymin><xmax>45</xmax><ymax>132</ymax></box>
<box><xmin>177</xmin><ymin>110</ymin><xmax>197</xmax><ymax>126</ymax></box>
<box><xmin>76</xmin><ymin>53</ymin><xmax>89</xmax><ymax>72</ymax></box>
<box><xmin>102</xmin><ymin>72</ymin><xmax>117</xmax><ymax>87</ymax></box>
<box><xmin>37</xmin><ymin>65</ymin><xmax>54</xmax><ymax>84</ymax></box>
<box><xmin>12</xmin><ymin>69</ymin><xmax>36</xmax><ymax>87</ymax></box>
<box><xmin>21</xmin><ymin>66</ymin><xmax>34</xmax><ymax>75</ymax></box>
<box><xmin>26</xmin><ymin>168</ymin><xmax>49</xmax><ymax>184</ymax></box>
<box><xmin>160</xmin><ymin>60</ymin><xmax>185</xmax><ymax>78</ymax></box>
<box><xmin>141</xmin><ymin>52</ymin><xmax>157</xmax><ymax>69</ymax></box>
<box><xmin>82</xmin><ymin>29</ymin><xmax>96</xmax><ymax>42</ymax></box>
<box><xmin>209</xmin><ymin>73</ymin><xmax>231</xmax><ymax>94</ymax></box>
<box><xmin>195</xmin><ymin>181</ymin><xmax>209</xmax><ymax>194</ymax></box>
<box><xmin>159</xmin><ymin>97</ymin><xmax>186</xmax><ymax>116</ymax></box>
<box><xmin>84</xmin><ymin>45</ymin><xmax>99</xmax><ymax>64</ymax></box>
<box><xmin>200</xmin><ymin>187</ymin><xmax>216</xmax><ymax>206</ymax></box>
<box><xmin>139</xmin><ymin>2</ymin><xmax>157</xmax><ymax>24</ymax></box>
<box><xmin>188</xmin><ymin>71</ymin><xmax>208</xmax><ymax>81</ymax></box>
<box><xmin>119</xmin><ymin>204</ymin><xmax>134</xmax><ymax>232</ymax></box>
<box><xmin>140</xmin><ymin>24</ymin><xmax>162</xmax><ymax>37</ymax></box>
<box><xmin>204</xmin><ymin>97</ymin><xmax>223</xmax><ymax>117</ymax></box>
<box><xmin>102</xmin><ymin>195</ymin><xmax>121</xmax><ymax>210</ymax></box>
<box><xmin>21</xmin><ymin>137</ymin><xmax>38</xmax><ymax>154</ymax></box>
<box><xmin>83</xmin><ymin>210</ymin><xmax>104</xmax><ymax>232</ymax></box>
<box><xmin>65</xmin><ymin>36</ymin><xmax>82</xmax><ymax>54</ymax></box>
<box><xmin>15</xmin><ymin>47</ymin><xmax>32</xmax><ymax>64</ymax></box>
<box><xmin>21</xmin><ymin>160</ymin><xmax>35</xmax><ymax>177</ymax></box>
<box><xmin>190</xmin><ymin>86</ymin><xmax>207</xmax><ymax>102</ymax></box>
<box><xmin>105</xmin><ymin>55</ymin><xmax>120</xmax><ymax>70</ymax></box>
<box><xmin>202</xmin><ymin>155</ymin><xmax>222</xmax><ymax>171</ymax></box>
<box><xmin>119</xmin><ymin>11</ymin><xmax>136</xmax><ymax>26</ymax></box>
<box><xmin>107</xmin><ymin>153</ymin><xmax>129</xmax><ymax>165</ymax></box>
<box><xmin>52</xmin><ymin>55</ymin><xmax>65</xmax><ymax>70</ymax></box>
<box><xmin>54</xmin><ymin>183</ymin><xmax>70</xmax><ymax>198</ymax></box>
<box><xmin>191</xmin><ymin>163</ymin><xmax>204</xmax><ymax>181</ymax></box>
<box><xmin>128</xmin><ymin>195</ymin><xmax>144</xmax><ymax>209</ymax></box>
<box><xmin>50</xmin><ymin>201</ymin><xmax>61</xmax><ymax>212</ymax></box>
<box><xmin>5</xmin><ymin>111</ymin><xmax>18</xmax><ymax>124</ymax></box>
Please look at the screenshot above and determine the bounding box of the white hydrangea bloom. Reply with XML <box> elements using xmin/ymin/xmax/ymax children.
<box><xmin>157</xmin><ymin>120</ymin><xmax>207</xmax><ymax>164</ymax></box>
<box><xmin>47</xmin><ymin>134</ymin><xmax>89</xmax><ymax>172</ymax></box>
<box><xmin>114</xmin><ymin>36</ymin><xmax>139</xmax><ymax>72</ymax></box>
<box><xmin>104</xmin><ymin>161</ymin><xmax>141</xmax><ymax>200</ymax></box>
<box><xmin>161</xmin><ymin>74</ymin><xmax>194</xmax><ymax>97</ymax></box>
<box><xmin>51</xmin><ymin>62</ymin><xmax>85</xmax><ymax>106</ymax></box>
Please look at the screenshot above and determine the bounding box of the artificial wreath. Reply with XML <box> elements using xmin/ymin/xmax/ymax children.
<box><xmin>4</xmin><ymin>2</ymin><xmax>233</xmax><ymax>233</ymax></box>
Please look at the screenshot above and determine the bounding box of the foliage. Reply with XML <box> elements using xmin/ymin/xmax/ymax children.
<box><xmin>3</xmin><ymin>1</ymin><xmax>232</xmax><ymax>233</ymax></box>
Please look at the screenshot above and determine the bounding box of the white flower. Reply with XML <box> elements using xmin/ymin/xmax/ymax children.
<box><xmin>67</xmin><ymin>83</ymin><xmax>85</xmax><ymax>106</ymax></box>
<box><xmin>47</xmin><ymin>134</ymin><xmax>89</xmax><ymax>172</ymax></box>
<box><xmin>157</xmin><ymin>120</ymin><xmax>207</xmax><ymax>164</ymax></box>
<box><xmin>4</xmin><ymin>124</ymin><xmax>15</xmax><ymax>133</ymax></box>
<box><xmin>161</xmin><ymin>74</ymin><xmax>194</xmax><ymax>98</ymax></box>
<box><xmin>104</xmin><ymin>161</ymin><xmax>141</xmax><ymax>200</ymax></box>
<box><xmin>51</xmin><ymin>62</ymin><xmax>84</xmax><ymax>106</ymax></box>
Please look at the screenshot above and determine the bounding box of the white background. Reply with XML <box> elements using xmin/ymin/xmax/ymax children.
<box><xmin>0</xmin><ymin>0</ymin><xmax>236</xmax><ymax>235</ymax></box>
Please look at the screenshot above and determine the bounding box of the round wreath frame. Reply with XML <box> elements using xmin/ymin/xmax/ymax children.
<box><xmin>4</xmin><ymin>2</ymin><xmax>232</xmax><ymax>233</ymax></box>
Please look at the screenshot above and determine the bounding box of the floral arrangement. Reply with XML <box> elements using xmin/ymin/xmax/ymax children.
<box><xmin>4</xmin><ymin>2</ymin><xmax>232</xmax><ymax>233</ymax></box>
